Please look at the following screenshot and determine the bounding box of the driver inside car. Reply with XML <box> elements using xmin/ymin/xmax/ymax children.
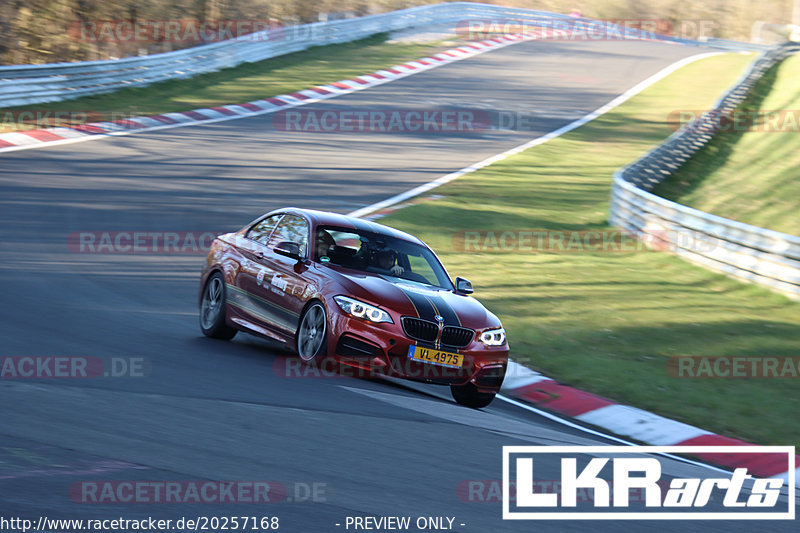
<box><xmin>375</xmin><ymin>249</ymin><xmax>405</xmax><ymax>277</ymax></box>
<box><xmin>315</xmin><ymin>229</ymin><xmax>335</xmax><ymax>260</ymax></box>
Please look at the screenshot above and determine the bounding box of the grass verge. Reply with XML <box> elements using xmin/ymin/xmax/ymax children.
<box><xmin>1</xmin><ymin>33</ymin><xmax>455</xmax><ymax>133</ymax></box>
<box><xmin>654</xmin><ymin>53</ymin><xmax>800</xmax><ymax>235</ymax></box>
<box><xmin>379</xmin><ymin>52</ymin><xmax>800</xmax><ymax>449</ymax></box>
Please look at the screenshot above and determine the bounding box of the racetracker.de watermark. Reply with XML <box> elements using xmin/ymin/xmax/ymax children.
<box><xmin>69</xmin><ymin>481</ymin><xmax>328</xmax><ymax>504</ymax></box>
<box><xmin>0</xmin><ymin>110</ymin><xmax>104</xmax><ymax>130</ymax></box>
<box><xmin>451</xmin><ymin>229</ymin><xmax>717</xmax><ymax>253</ymax></box>
<box><xmin>667</xmin><ymin>356</ymin><xmax>800</xmax><ymax>378</ymax></box>
<box><xmin>458</xmin><ymin>479</ymin><xmax>671</xmax><ymax>503</ymax></box>
<box><xmin>271</xmin><ymin>109</ymin><xmax>541</xmax><ymax>133</ymax></box>
<box><xmin>67</xmin><ymin>231</ymin><xmax>217</xmax><ymax>254</ymax></box>
<box><xmin>0</xmin><ymin>356</ymin><xmax>148</xmax><ymax>379</ymax></box>
<box><xmin>273</xmin><ymin>356</ymin><xmax>504</xmax><ymax>381</ymax></box>
<box><xmin>455</xmin><ymin>18</ymin><xmax>716</xmax><ymax>41</ymax></box>
<box><xmin>668</xmin><ymin>109</ymin><xmax>800</xmax><ymax>133</ymax></box>
<box><xmin>68</xmin><ymin>19</ymin><xmax>289</xmax><ymax>43</ymax></box>
<box><xmin>0</xmin><ymin>109</ymin><xmax>181</xmax><ymax>131</ymax></box>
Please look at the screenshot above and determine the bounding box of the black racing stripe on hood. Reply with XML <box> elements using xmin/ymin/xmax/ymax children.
<box><xmin>397</xmin><ymin>287</ymin><xmax>437</xmax><ymax>321</ymax></box>
<box><xmin>425</xmin><ymin>293</ymin><xmax>461</xmax><ymax>326</ymax></box>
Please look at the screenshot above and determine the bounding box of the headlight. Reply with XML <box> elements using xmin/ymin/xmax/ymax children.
<box><xmin>334</xmin><ymin>296</ymin><xmax>393</xmax><ymax>324</ymax></box>
<box><xmin>479</xmin><ymin>328</ymin><xmax>506</xmax><ymax>346</ymax></box>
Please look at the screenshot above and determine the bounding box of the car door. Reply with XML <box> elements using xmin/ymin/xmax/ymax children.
<box><xmin>229</xmin><ymin>214</ymin><xmax>288</xmax><ymax>336</ymax></box>
<box><xmin>260</xmin><ymin>214</ymin><xmax>313</xmax><ymax>336</ymax></box>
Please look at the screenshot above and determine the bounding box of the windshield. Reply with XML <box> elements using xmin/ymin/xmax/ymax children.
<box><xmin>314</xmin><ymin>225</ymin><xmax>453</xmax><ymax>290</ymax></box>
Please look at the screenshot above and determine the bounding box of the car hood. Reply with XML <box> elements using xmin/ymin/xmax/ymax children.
<box><xmin>323</xmin><ymin>267</ymin><xmax>502</xmax><ymax>330</ymax></box>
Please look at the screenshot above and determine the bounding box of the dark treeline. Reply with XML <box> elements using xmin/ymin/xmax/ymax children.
<box><xmin>0</xmin><ymin>0</ymin><xmax>795</xmax><ymax>65</ymax></box>
<box><xmin>0</xmin><ymin>0</ymin><xmax>433</xmax><ymax>64</ymax></box>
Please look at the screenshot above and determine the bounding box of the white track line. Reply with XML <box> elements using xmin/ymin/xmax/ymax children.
<box><xmin>495</xmin><ymin>394</ymin><xmax>735</xmax><ymax>475</ymax></box>
<box><xmin>347</xmin><ymin>51</ymin><xmax>721</xmax><ymax>218</ymax></box>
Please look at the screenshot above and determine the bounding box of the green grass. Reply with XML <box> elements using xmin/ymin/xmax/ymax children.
<box><xmin>1</xmin><ymin>33</ymin><xmax>453</xmax><ymax>132</ymax></box>
<box><xmin>380</xmin><ymin>52</ymin><xmax>800</xmax><ymax>449</ymax></box>
<box><xmin>654</xmin><ymin>53</ymin><xmax>800</xmax><ymax>236</ymax></box>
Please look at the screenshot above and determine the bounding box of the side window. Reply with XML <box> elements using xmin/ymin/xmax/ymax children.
<box><xmin>270</xmin><ymin>215</ymin><xmax>309</xmax><ymax>257</ymax></box>
<box><xmin>247</xmin><ymin>214</ymin><xmax>282</xmax><ymax>245</ymax></box>
<box><xmin>330</xmin><ymin>231</ymin><xmax>362</xmax><ymax>252</ymax></box>
<box><xmin>317</xmin><ymin>229</ymin><xmax>363</xmax><ymax>264</ymax></box>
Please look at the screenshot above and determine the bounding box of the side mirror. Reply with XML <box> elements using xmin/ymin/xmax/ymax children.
<box><xmin>274</xmin><ymin>241</ymin><xmax>302</xmax><ymax>261</ymax></box>
<box><xmin>455</xmin><ymin>277</ymin><xmax>473</xmax><ymax>295</ymax></box>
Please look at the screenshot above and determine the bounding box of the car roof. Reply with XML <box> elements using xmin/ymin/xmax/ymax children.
<box><xmin>268</xmin><ymin>207</ymin><xmax>425</xmax><ymax>245</ymax></box>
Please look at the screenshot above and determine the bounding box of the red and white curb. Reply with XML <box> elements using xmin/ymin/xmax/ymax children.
<box><xmin>0</xmin><ymin>28</ymin><xmax>674</xmax><ymax>154</ymax></box>
<box><xmin>0</xmin><ymin>31</ymin><xmax>549</xmax><ymax>154</ymax></box>
<box><xmin>501</xmin><ymin>360</ymin><xmax>800</xmax><ymax>486</ymax></box>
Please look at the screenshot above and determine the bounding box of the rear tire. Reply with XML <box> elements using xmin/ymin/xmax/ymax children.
<box><xmin>451</xmin><ymin>382</ymin><xmax>496</xmax><ymax>408</ymax></box>
<box><xmin>297</xmin><ymin>302</ymin><xmax>328</xmax><ymax>364</ymax></box>
<box><xmin>200</xmin><ymin>272</ymin><xmax>237</xmax><ymax>340</ymax></box>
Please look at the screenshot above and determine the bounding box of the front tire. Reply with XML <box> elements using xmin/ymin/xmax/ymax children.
<box><xmin>200</xmin><ymin>272</ymin><xmax>237</xmax><ymax>340</ymax></box>
<box><xmin>297</xmin><ymin>302</ymin><xmax>327</xmax><ymax>364</ymax></box>
<box><xmin>451</xmin><ymin>382</ymin><xmax>496</xmax><ymax>408</ymax></box>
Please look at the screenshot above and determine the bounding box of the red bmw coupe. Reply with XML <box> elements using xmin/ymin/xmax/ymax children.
<box><xmin>199</xmin><ymin>208</ymin><xmax>508</xmax><ymax>407</ymax></box>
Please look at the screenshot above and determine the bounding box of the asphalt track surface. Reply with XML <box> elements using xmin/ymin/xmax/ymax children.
<box><xmin>0</xmin><ymin>38</ymin><xmax>796</xmax><ymax>531</ymax></box>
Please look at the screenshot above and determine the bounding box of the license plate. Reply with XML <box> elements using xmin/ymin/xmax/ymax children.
<box><xmin>407</xmin><ymin>345</ymin><xmax>464</xmax><ymax>368</ymax></box>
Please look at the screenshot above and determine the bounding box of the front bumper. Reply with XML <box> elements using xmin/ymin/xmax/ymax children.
<box><xmin>326</xmin><ymin>311</ymin><xmax>508</xmax><ymax>393</ymax></box>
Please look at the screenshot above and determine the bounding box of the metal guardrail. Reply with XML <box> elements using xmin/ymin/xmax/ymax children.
<box><xmin>0</xmin><ymin>2</ymin><xmax>570</xmax><ymax>107</ymax></box>
<box><xmin>701</xmin><ymin>38</ymin><xmax>771</xmax><ymax>52</ymax></box>
<box><xmin>0</xmin><ymin>1</ymin><xmax>737</xmax><ymax>108</ymax></box>
<box><xmin>609</xmin><ymin>43</ymin><xmax>800</xmax><ymax>300</ymax></box>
